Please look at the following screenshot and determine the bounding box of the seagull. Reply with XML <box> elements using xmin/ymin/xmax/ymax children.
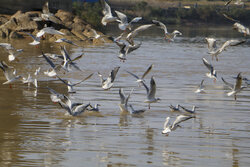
<box><xmin>221</xmin><ymin>73</ymin><xmax>247</xmax><ymax>100</ymax></box>
<box><xmin>233</xmin><ymin>23</ymin><xmax>250</xmax><ymax>36</ymax></box>
<box><xmin>101</xmin><ymin>0</ymin><xmax>118</xmax><ymax>26</ymax></box>
<box><xmin>0</xmin><ymin>61</ymin><xmax>22</xmax><ymax>86</ymax></box>
<box><xmin>141</xmin><ymin>76</ymin><xmax>160</xmax><ymax>109</ymax></box>
<box><xmin>119</xmin><ymin>88</ymin><xmax>133</xmax><ymax>113</ymax></box>
<box><xmin>56</xmin><ymin>73</ymin><xmax>94</xmax><ymax>93</ymax></box>
<box><xmin>47</xmin><ymin>87</ymin><xmax>66</xmax><ymax>103</ymax></box>
<box><xmin>128</xmin><ymin>104</ymin><xmax>146</xmax><ymax>114</ymax></box>
<box><xmin>41</xmin><ymin>1</ymin><xmax>62</xmax><ymax>24</ymax></box>
<box><xmin>25</xmin><ymin>32</ymin><xmax>41</xmax><ymax>46</ymax></box>
<box><xmin>22</xmin><ymin>67</ymin><xmax>40</xmax><ymax>87</ymax></box>
<box><xmin>195</xmin><ymin>79</ymin><xmax>206</xmax><ymax>93</ymax></box>
<box><xmin>169</xmin><ymin>104</ymin><xmax>180</xmax><ymax>112</ymax></box>
<box><xmin>179</xmin><ymin>105</ymin><xmax>198</xmax><ymax>114</ymax></box>
<box><xmin>152</xmin><ymin>20</ymin><xmax>182</xmax><ymax>41</ymax></box>
<box><xmin>115</xmin><ymin>10</ymin><xmax>142</xmax><ymax>31</ymax></box>
<box><xmin>60</xmin><ymin>46</ymin><xmax>82</xmax><ymax>72</ymax></box>
<box><xmin>114</xmin><ymin>40</ymin><xmax>142</xmax><ymax>62</ymax></box>
<box><xmin>58</xmin><ymin>96</ymin><xmax>90</xmax><ymax>116</ymax></box>
<box><xmin>0</xmin><ymin>43</ymin><xmax>23</xmax><ymax>62</ymax></box>
<box><xmin>126</xmin><ymin>64</ymin><xmax>153</xmax><ymax>86</ymax></box>
<box><xmin>55</xmin><ymin>38</ymin><xmax>79</xmax><ymax>47</ymax></box>
<box><xmin>126</xmin><ymin>24</ymin><xmax>154</xmax><ymax>45</ymax></box>
<box><xmin>36</xmin><ymin>27</ymin><xmax>65</xmax><ymax>38</ymax></box>
<box><xmin>162</xmin><ymin>115</ymin><xmax>195</xmax><ymax>136</ymax></box>
<box><xmin>98</xmin><ymin>67</ymin><xmax>120</xmax><ymax>90</ymax></box>
<box><xmin>202</xmin><ymin>58</ymin><xmax>217</xmax><ymax>82</ymax></box>
<box><xmin>38</xmin><ymin>53</ymin><xmax>63</xmax><ymax>60</ymax></box>
<box><xmin>42</xmin><ymin>52</ymin><xmax>59</xmax><ymax>77</ymax></box>
<box><xmin>207</xmin><ymin>39</ymin><xmax>246</xmax><ymax>61</ymax></box>
<box><xmin>87</xmin><ymin>104</ymin><xmax>101</xmax><ymax>112</ymax></box>
<box><xmin>205</xmin><ymin>37</ymin><xmax>217</xmax><ymax>53</ymax></box>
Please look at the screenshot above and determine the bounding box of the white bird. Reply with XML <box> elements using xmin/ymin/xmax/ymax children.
<box><xmin>195</xmin><ymin>79</ymin><xmax>206</xmax><ymax>93</ymax></box>
<box><xmin>202</xmin><ymin>58</ymin><xmax>217</xmax><ymax>82</ymax></box>
<box><xmin>98</xmin><ymin>67</ymin><xmax>120</xmax><ymax>90</ymax></box>
<box><xmin>115</xmin><ymin>10</ymin><xmax>142</xmax><ymax>31</ymax></box>
<box><xmin>41</xmin><ymin>1</ymin><xmax>62</xmax><ymax>24</ymax></box>
<box><xmin>114</xmin><ymin>40</ymin><xmax>141</xmax><ymax>62</ymax></box>
<box><xmin>0</xmin><ymin>43</ymin><xmax>23</xmax><ymax>61</ymax></box>
<box><xmin>207</xmin><ymin>39</ymin><xmax>245</xmax><ymax>61</ymax></box>
<box><xmin>152</xmin><ymin>20</ymin><xmax>182</xmax><ymax>41</ymax></box>
<box><xmin>128</xmin><ymin>104</ymin><xmax>146</xmax><ymax>115</ymax></box>
<box><xmin>25</xmin><ymin>32</ymin><xmax>41</xmax><ymax>46</ymax></box>
<box><xmin>60</xmin><ymin>46</ymin><xmax>82</xmax><ymax>72</ymax></box>
<box><xmin>126</xmin><ymin>24</ymin><xmax>154</xmax><ymax>45</ymax></box>
<box><xmin>162</xmin><ymin>115</ymin><xmax>195</xmax><ymax>136</ymax></box>
<box><xmin>56</xmin><ymin>73</ymin><xmax>94</xmax><ymax>93</ymax></box>
<box><xmin>221</xmin><ymin>73</ymin><xmax>247</xmax><ymax>100</ymax></box>
<box><xmin>101</xmin><ymin>0</ymin><xmax>118</xmax><ymax>26</ymax></box>
<box><xmin>55</xmin><ymin>38</ymin><xmax>79</xmax><ymax>47</ymax></box>
<box><xmin>169</xmin><ymin>104</ymin><xmax>180</xmax><ymax>112</ymax></box>
<box><xmin>38</xmin><ymin>53</ymin><xmax>63</xmax><ymax>60</ymax></box>
<box><xmin>0</xmin><ymin>61</ymin><xmax>22</xmax><ymax>86</ymax></box>
<box><xmin>126</xmin><ymin>64</ymin><xmax>153</xmax><ymax>86</ymax></box>
<box><xmin>205</xmin><ymin>37</ymin><xmax>217</xmax><ymax>53</ymax></box>
<box><xmin>58</xmin><ymin>96</ymin><xmax>90</xmax><ymax>116</ymax></box>
<box><xmin>233</xmin><ymin>23</ymin><xmax>250</xmax><ymax>36</ymax></box>
<box><xmin>36</xmin><ymin>27</ymin><xmax>64</xmax><ymax>38</ymax></box>
<box><xmin>47</xmin><ymin>87</ymin><xmax>66</xmax><ymax>103</ymax></box>
<box><xmin>179</xmin><ymin>105</ymin><xmax>198</xmax><ymax>114</ymax></box>
<box><xmin>42</xmin><ymin>52</ymin><xmax>59</xmax><ymax>77</ymax></box>
<box><xmin>141</xmin><ymin>76</ymin><xmax>160</xmax><ymax>109</ymax></box>
<box><xmin>87</xmin><ymin>104</ymin><xmax>101</xmax><ymax>112</ymax></box>
<box><xmin>119</xmin><ymin>88</ymin><xmax>133</xmax><ymax>113</ymax></box>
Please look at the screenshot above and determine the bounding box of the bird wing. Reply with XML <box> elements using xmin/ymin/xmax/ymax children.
<box><xmin>221</xmin><ymin>77</ymin><xmax>234</xmax><ymax>89</ymax></box>
<box><xmin>126</xmin><ymin>42</ymin><xmax>142</xmax><ymax>54</ymax></box>
<box><xmin>130</xmin><ymin>17</ymin><xmax>142</xmax><ymax>23</ymax></box>
<box><xmin>172</xmin><ymin>115</ymin><xmax>194</xmax><ymax>128</ymax></box>
<box><xmin>115</xmin><ymin>10</ymin><xmax>128</xmax><ymax>24</ymax></box>
<box><xmin>109</xmin><ymin>67</ymin><xmax>120</xmax><ymax>83</ymax></box>
<box><xmin>126</xmin><ymin>70</ymin><xmax>140</xmax><ymax>80</ymax></box>
<box><xmin>115</xmin><ymin>40</ymin><xmax>126</xmax><ymax>50</ymax></box>
<box><xmin>37</xmin><ymin>27</ymin><xmax>64</xmax><ymax>38</ymax></box>
<box><xmin>102</xmin><ymin>0</ymin><xmax>112</xmax><ymax>16</ymax></box>
<box><xmin>234</xmin><ymin>73</ymin><xmax>242</xmax><ymax>90</ymax></box>
<box><xmin>222</xmin><ymin>13</ymin><xmax>238</xmax><ymax>22</ymax></box>
<box><xmin>119</xmin><ymin>88</ymin><xmax>126</xmax><ymax>104</ymax></box>
<box><xmin>205</xmin><ymin>38</ymin><xmax>217</xmax><ymax>52</ymax></box>
<box><xmin>163</xmin><ymin>117</ymin><xmax>170</xmax><ymax>129</ymax></box>
<box><xmin>0</xmin><ymin>43</ymin><xmax>14</xmax><ymax>50</ymax></box>
<box><xmin>225</xmin><ymin>0</ymin><xmax>233</xmax><ymax>6</ymax></box>
<box><xmin>152</xmin><ymin>20</ymin><xmax>168</xmax><ymax>34</ymax></box>
<box><xmin>42</xmin><ymin>1</ymin><xmax>50</xmax><ymax>14</ymax></box>
<box><xmin>42</xmin><ymin>52</ymin><xmax>56</xmax><ymax>69</ymax></box>
<box><xmin>0</xmin><ymin>61</ymin><xmax>15</xmax><ymax>81</ymax></box>
<box><xmin>73</xmin><ymin>103</ymin><xmax>90</xmax><ymax>116</ymax></box>
<box><xmin>125</xmin><ymin>88</ymin><xmax>134</xmax><ymax>105</ymax></box>
<box><xmin>56</xmin><ymin>75</ymin><xmax>70</xmax><ymax>86</ymax></box>
<box><xmin>148</xmin><ymin>77</ymin><xmax>156</xmax><ymax>98</ymax></box>
<box><xmin>129</xmin><ymin>24</ymin><xmax>154</xmax><ymax>39</ymax></box>
<box><xmin>141</xmin><ymin>64</ymin><xmax>153</xmax><ymax>79</ymax></box>
<box><xmin>202</xmin><ymin>58</ymin><xmax>213</xmax><ymax>72</ymax></box>
<box><xmin>72</xmin><ymin>73</ymin><xmax>94</xmax><ymax>86</ymax></box>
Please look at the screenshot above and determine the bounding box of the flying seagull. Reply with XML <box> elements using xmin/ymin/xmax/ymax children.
<box><xmin>115</xmin><ymin>10</ymin><xmax>142</xmax><ymax>31</ymax></box>
<box><xmin>98</xmin><ymin>67</ymin><xmax>120</xmax><ymax>90</ymax></box>
<box><xmin>202</xmin><ymin>58</ymin><xmax>217</xmax><ymax>82</ymax></box>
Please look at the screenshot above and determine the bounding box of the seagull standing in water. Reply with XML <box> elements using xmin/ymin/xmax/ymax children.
<box><xmin>202</xmin><ymin>58</ymin><xmax>217</xmax><ymax>82</ymax></box>
<box><xmin>152</xmin><ymin>20</ymin><xmax>182</xmax><ymax>41</ymax></box>
<box><xmin>101</xmin><ymin>0</ymin><xmax>118</xmax><ymax>26</ymax></box>
<box><xmin>119</xmin><ymin>88</ymin><xmax>133</xmax><ymax>113</ymax></box>
<box><xmin>221</xmin><ymin>73</ymin><xmax>247</xmax><ymax>100</ymax></box>
<box><xmin>56</xmin><ymin>73</ymin><xmax>94</xmax><ymax>93</ymax></box>
<box><xmin>162</xmin><ymin>115</ymin><xmax>195</xmax><ymax>136</ymax></box>
<box><xmin>115</xmin><ymin>10</ymin><xmax>142</xmax><ymax>31</ymax></box>
<box><xmin>169</xmin><ymin>104</ymin><xmax>180</xmax><ymax>112</ymax></box>
<box><xmin>98</xmin><ymin>67</ymin><xmax>120</xmax><ymax>90</ymax></box>
<box><xmin>141</xmin><ymin>76</ymin><xmax>160</xmax><ymax>109</ymax></box>
<box><xmin>126</xmin><ymin>64</ymin><xmax>153</xmax><ymax>86</ymax></box>
<box><xmin>195</xmin><ymin>79</ymin><xmax>206</xmax><ymax>93</ymax></box>
<box><xmin>0</xmin><ymin>61</ymin><xmax>22</xmax><ymax>86</ymax></box>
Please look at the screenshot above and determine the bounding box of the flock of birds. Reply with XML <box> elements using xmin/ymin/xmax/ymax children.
<box><xmin>0</xmin><ymin>0</ymin><xmax>249</xmax><ymax>136</ymax></box>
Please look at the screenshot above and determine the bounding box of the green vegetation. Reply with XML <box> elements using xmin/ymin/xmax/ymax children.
<box><xmin>72</xmin><ymin>1</ymin><xmax>103</xmax><ymax>29</ymax></box>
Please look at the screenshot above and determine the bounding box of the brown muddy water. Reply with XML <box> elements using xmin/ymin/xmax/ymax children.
<box><xmin>0</xmin><ymin>26</ymin><xmax>250</xmax><ymax>166</ymax></box>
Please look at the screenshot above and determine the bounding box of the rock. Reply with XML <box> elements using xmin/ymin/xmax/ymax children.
<box><xmin>55</xmin><ymin>10</ymin><xmax>74</xmax><ymax>23</ymax></box>
<box><xmin>0</xmin><ymin>30</ymin><xmax>6</xmax><ymax>38</ymax></box>
<box><xmin>71</xmin><ymin>22</ymin><xmax>85</xmax><ymax>32</ymax></box>
<box><xmin>71</xmin><ymin>29</ymin><xmax>88</xmax><ymax>41</ymax></box>
<box><xmin>0</xmin><ymin>15</ymin><xmax>9</xmax><ymax>25</ymax></box>
<box><xmin>15</xmin><ymin>13</ymin><xmax>38</xmax><ymax>31</ymax></box>
<box><xmin>59</xmin><ymin>29</ymin><xmax>74</xmax><ymax>36</ymax></box>
<box><xmin>9</xmin><ymin>31</ymin><xmax>23</xmax><ymax>39</ymax></box>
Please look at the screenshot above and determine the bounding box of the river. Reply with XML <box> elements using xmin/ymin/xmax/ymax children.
<box><xmin>0</xmin><ymin>25</ymin><xmax>249</xmax><ymax>166</ymax></box>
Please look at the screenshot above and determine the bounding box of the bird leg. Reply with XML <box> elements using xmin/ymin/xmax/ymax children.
<box><xmin>234</xmin><ymin>95</ymin><xmax>237</xmax><ymax>101</ymax></box>
<box><xmin>216</xmin><ymin>56</ymin><xmax>218</xmax><ymax>61</ymax></box>
<box><xmin>148</xmin><ymin>104</ymin><xmax>150</xmax><ymax>109</ymax></box>
<box><xmin>9</xmin><ymin>84</ymin><xmax>12</xmax><ymax>89</ymax></box>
